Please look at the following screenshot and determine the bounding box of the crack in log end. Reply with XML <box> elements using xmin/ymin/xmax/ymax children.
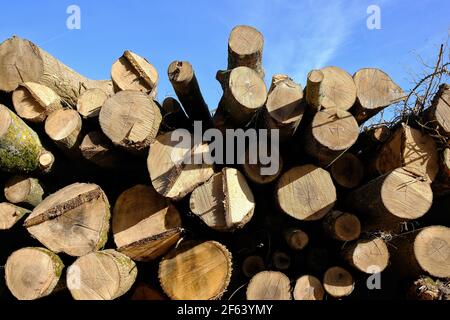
<box><xmin>24</xmin><ymin>188</ymin><xmax>104</xmax><ymax>228</ymax></box>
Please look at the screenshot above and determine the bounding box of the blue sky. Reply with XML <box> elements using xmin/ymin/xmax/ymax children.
<box><xmin>0</xmin><ymin>0</ymin><xmax>448</xmax><ymax>116</ymax></box>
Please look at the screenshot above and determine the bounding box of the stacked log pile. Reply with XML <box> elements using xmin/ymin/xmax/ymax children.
<box><xmin>0</xmin><ymin>25</ymin><xmax>449</xmax><ymax>301</ymax></box>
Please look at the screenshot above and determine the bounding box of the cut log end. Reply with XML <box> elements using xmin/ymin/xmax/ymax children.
<box><xmin>323</xmin><ymin>266</ymin><xmax>355</xmax><ymax>298</ymax></box>
<box><xmin>276</xmin><ymin>165</ymin><xmax>336</xmax><ymax>221</ymax></box>
<box><xmin>38</xmin><ymin>150</ymin><xmax>55</xmax><ymax>172</ymax></box>
<box><xmin>24</xmin><ymin>182</ymin><xmax>110</xmax><ymax>257</ymax></box>
<box><xmin>306</xmin><ymin>69</ymin><xmax>324</xmax><ymax>110</ymax></box>
<box><xmin>4</xmin><ymin>175</ymin><xmax>44</xmax><ymax>207</ymax></box>
<box><xmin>5</xmin><ymin>247</ymin><xmax>64</xmax><ymax>300</ymax></box>
<box><xmin>331</xmin><ymin>153</ymin><xmax>364</xmax><ymax>188</ymax></box>
<box><xmin>168</xmin><ymin>60</ymin><xmax>194</xmax><ymax>83</ymax></box>
<box><xmin>242</xmin><ymin>255</ymin><xmax>265</xmax><ymax>278</ymax></box>
<box><xmin>76</xmin><ymin>88</ymin><xmax>108</xmax><ymax>118</ymax></box>
<box><xmin>246</xmin><ymin>271</ymin><xmax>291</xmax><ymax>300</ymax></box>
<box><xmin>414</xmin><ymin>226</ymin><xmax>450</xmax><ymax>278</ymax></box>
<box><xmin>344</xmin><ymin>238</ymin><xmax>390</xmax><ymax>274</ymax></box>
<box><xmin>67</xmin><ymin>249</ymin><xmax>137</xmax><ymax>300</ymax></box>
<box><xmin>324</xmin><ymin>211</ymin><xmax>361</xmax><ymax>241</ymax></box>
<box><xmin>319</xmin><ymin>66</ymin><xmax>357</xmax><ymax>111</ymax></box>
<box><xmin>0</xmin><ymin>202</ymin><xmax>30</xmax><ymax>230</ymax></box>
<box><xmin>284</xmin><ymin>228</ymin><xmax>309</xmax><ymax>250</ymax></box>
<box><xmin>100</xmin><ymin>90</ymin><xmax>162</xmax><ymax>152</ymax></box>
<box><xmin>228</xmin><ymin>25</ymin><xmax>264</xmax><ymax>77</ymax></box>
<box><xmin>45</xmin><ymin>109</ymin><xmax>82</xmax><ymax>150</ymax></box>
<box><xmin>293</xmin><ymin>275</ymin><xmax>325</xmax><ymax>300</ymax></box>
<box><xmin>112</xmin><ymin>184</ymin><xmax>182</xmax><ymax>261</ymax></box>
<box><xmin>111</xmin><ymin>50</ymin><xmax>158</xmax><ymax>96</ymax></box>
<box><xmin>12</xmin><ymin>82</ymin><xmax>62</xmax><ymax>123</ymax></box>
<box><xmin>159</xmin><ymin>241</ymin><xmax>233</xmax><ymax>300</ymax></box>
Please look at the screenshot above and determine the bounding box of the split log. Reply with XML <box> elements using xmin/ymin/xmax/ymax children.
<box><xmin>99</xmin><ymin>90</ymin><xmax>162</xmax><ymax>153</ymax></box>
<box><xmin>293</xmin><ymin>275</ymin><xmax>325</xmax><ymax>300</ymax></box>
<box><xmin>67</xmin><ymin>249</ymin><xmax>137</xmax><ymax>300</ymax></box>
<box><xmin>76</xmin><ymin>88</ymin><xmax>108</xmax><ymax>119</ymax></box>
<box><xmin>161</xmin><ymin>97</ymin><xmax>191</xmax><ymax>130</ymax></box>
<box><xmin>374</xmin><ymin>123</ymin><xmax>439</xmax><ymax>182</ymax></box>
<box><xmin>45</xmin><ymin>109</ymin><xmax>82</xmax><ymax>152</ymax></box>
<box><xmin>306</xmin><ymin>66</ymin><xmax>356</xmax><ymax>111</ymax></box>
<box><xmin>323</xmin><ymin>210</ymin><xmax>361</xmax><ymax>241</ymax></box>
<box><xmin>227</xmin><ymin>25</ymin><xmax>264</xmax><ymax>78</ymax></box>
<box><xmin>159</xmin><ymin>241</ymin><xmax>232</xmax><ymax>300</ymax></box>
<box><xmin>168</xmin><ymin>61</ymin><xmax>213</xmax><ymax>128</ymax></box>
<box><xmin>330</xmin><ymin>153</ymin><xmax>364</xmax><ymax>188</ymax></box>
<box><xmin>346</xmin><ymin>168</ymin><xmax>433</xmax><ymax>233</ymax></box>
<box><xmin>323</xmin><ymin>266</ymin><xmax>355</xmax><ymax>298</ymax></box>
<box><xmin>283</xmin><ymin>228</ymin><xmax>309</xmax><ymax>250</ymax></box>
<box><xmin>4</xmin><ymin>175</ymin><xmax>44</xmax><ymax>207</ymax></box>
<box><xmin>130</xmin><ymin>283</ymin><xmax>166</xmax><ymax>300</ymax></box>
<box><xmin>12</xmin><ymin>82</ymin><xmax>63</xmax><ymax>123</ymax></box>
<box><xmin>0</xmin><ymin>203</ymin><xmax>30</xmax><ymax>230</ymax></box>
<box><xmin>0</xmin><ymin>36</ymin><xmax>113</xmax><ymax>106</ymax></box>
<box><xmin>303</xmin><ymin>108</ymin><xmax>359</xmax><ymax>166</ymax></box>
<box><xmin>216</xmin><ymin>67</ymin><xmax>267</xmax><ymax>126</ymax></box>
<box><xmin>342</xmin><ymin>237</ymin><xmax>390</xmax><ymax>274</ymax></box>
<box><xmin>0</xmin><ymin>104</ymin><xmax>54</xmax><ymax>173</ymax></box>
<box><xmin>5</xmin><ymin>247</ymin><xmax>64</xmax><ymax>300</ymax></box>
<box><xmin>263</xmin><ymin>74</ymin><xmax>304</xmax><ymax>140</ymax></box>
<box><xmin>305</xmin><ymin>70</ymin><xmax>324</xmax><ymax>111</ymax></box>
<box><xmin>147</xmin><ymin>131</ymin><xmax>214</xmax><ymax>200</ymax></box>
<box><xmin>112</xmin><ymin>184</ymin><xmax>182</xmax><ymax>261</ymax></box>
<box><xmin>189</xmin><ymin>168</ymin><xmax>255</xmax><ymax>231</ymax></box>
<box><xmin>276</xmin><ymin>164</ymin><xmax>336</xmax><ymax>221</ymax></box>
<box><xmin>111</xmin><ymin>50</ymin><xmax>158</xmax><ymax>98</ymax></box>
<box><xmin>242</xmin><ymin>255</ymin><xmax>265</xmax><ymax>278</ymax></box>
<box><xmin>79</xmin><ymin>131</ymin><xmax>121</xmax><ymax>169</ymax></box>
<box><xmin>246</xmin><ymin>271</ymin><xmax>291</xmax><ymax>300</ymax></box>
<box><xmin>391</xmin><ymin>226</ymin><xmax>450</xmax><ymax>279</ymax></box>
<box><xmin>24</xmin><ymin>182</ymin><xmax>110</xmax><ymax>256</ymax></box>
<box><xmin>351</xmin><ymin>68</ymin><xmax>404</xmax><ymax>124</ymax></box>
<box><xmin>432</xmin><ymin>148</ymin><xmax>450</xmax><ymax>197</ymax></box>
<box><xmin>424</xmin><ymin>84</ymin><xmax>450</xmax><ymax>136</ymax></box>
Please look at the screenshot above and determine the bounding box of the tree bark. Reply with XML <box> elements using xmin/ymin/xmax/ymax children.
<box><xmin>0</xmin><ymin>36</ymin><xmax>113</xmax><ymax>106</ymax></box>
<box><xmin>432</xmin><ymin>148</ymin><xmax>450</xmax><ymax>197</ymax></box>
<box><xmin>24</xmin><ymin>182</ymin><xmax>110</xmax><ymax>256</ymax></box>
<box><xmin>161</xmin><ymin>97</ymin><xmax>191</xmax><ymax>130</ymax></box>
<box><xmin>168</xmin><ymin>61</ymin><xmax>213</xmax><ymax>128</ymax></box>
<box><xmin>0</xmin><ymin>104</ymin><xmax>54</xmax><ymax>173</ymax></box>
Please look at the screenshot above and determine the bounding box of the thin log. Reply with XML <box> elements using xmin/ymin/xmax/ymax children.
<box><xmin>45</xmin><ymin>109</ymin><xmax>82</xmax><ymax>152</ymax></box>
<box><xmin>0</xmin><ymin>203</ymin><xmax>30</xmax><ymax>230</ymax></box>
<box><xmin>246</xmin><ymin>271</ymin><xmax>291</xmax><ymax>300</ymax></box>
<box><xmin>323</xmin><ymin>210</ymin><xmax>361</xmax><ymax>241</ymax></box>
<box><xmin>283</xmin><ymin>228</ymin><xmax>309</xmax><ymax>250</ymax></box>
<box><xmin>330</xmin><ymin>153</ymin><xmax>364</xmax><ymax>188</ymax></box>
<box><xmin>293</xmin><ymin>275</ymin><xmax>324</xmax><ymax>300</ymax></box>
<box><xmin>4</xmin><ymin>175</ymin><xmax>44</xmax><ymax>207</ymax></box>
<box><xmin>342</xmin><ymin>237</ymin><xmax>390</xmax><ymax>274</ymax></box>
<box><xmin>76</xmin><ymin>88</ymin><xmax>108</xmax><ymax>119</ymax></box>
<box><xmin>323</xmin><ymin>266</ymin><xmax>355</xmax><ymax>298</ymax></box>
